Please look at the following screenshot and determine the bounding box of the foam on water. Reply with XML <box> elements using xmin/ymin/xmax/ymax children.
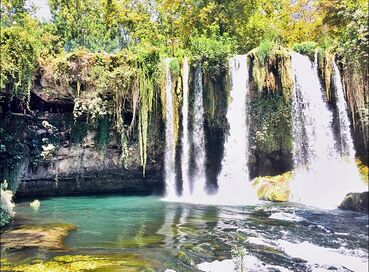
<box><xmin>277</xmin><ymin>239</ymin><xmax>368</xmax><ymax>272</ymax></box>
<box><xmin>269</xmin><ymin>212</ymin><xmax>304</xmax><ymax>222</ymax></box>
<box><xmin>197</xmin><ymin>255</ymin><xmax>292</xmax><ymax>272</ymax></box>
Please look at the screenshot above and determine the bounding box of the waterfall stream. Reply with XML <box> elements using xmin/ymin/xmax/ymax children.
<box><xmin>215</xmin><ymin>55</ymin><xmax>257</xmax><ymax>205</ymax></box>
<box><xmin>164</xmin><ymin>59</ymin><xmax>177</xmax><ymax>199</ymax></box>
<box><xmin>290</xmin><ymin>52</ymin><xmax>365</xmax><ymax>208</ymax></box>
<box><xmin>181</xmin><ymin>58</ymin><xmax>191</xmax><ymax>197</ymax></box>
<box><xmin>189</xmin><ymin>64</ymin><xmax>207</xmax><ymax>198</ymax></box>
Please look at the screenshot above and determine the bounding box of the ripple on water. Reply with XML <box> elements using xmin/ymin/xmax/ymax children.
<box><xmin>2</xmin><ymin>196</ymin><xmax>368</xmax><ymax>271</ymax></box>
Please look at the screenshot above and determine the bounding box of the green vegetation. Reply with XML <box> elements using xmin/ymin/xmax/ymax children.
<box><xmin>0</xmin><ymin>26</ymin><xmax>38</xmax><ymax>108</ymax></box>
<box><xmin>0</xmin><ymin>0</ymin><xmax>367</xmax><ymax>204</ymax></box>
<box><xmin>293</xmin><ymin>41</ymin><xmax>318</xmax><ymax>57</ymax></box>
<box><xmin>249</xmin><ymin>91</ymin><xmax>292</xmax><ymax>170</ymax></box>
<box><xmin>0</xmin><ymin>180</ymin><xmax>15</xmax><ymax>227</ymax></box>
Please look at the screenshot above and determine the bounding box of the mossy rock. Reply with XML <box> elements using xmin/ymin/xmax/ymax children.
<box><xmin>0</xmin><ymin>223</ymin><xmax>77</xmax><ymax>250</ymax></box>
<box><xmin>252</xmin><ymin>172</ymin><xmax>292</xmax><ymax>202</ymax></box>
<box><xmin>339</xmin><ymin>192</ymin><xmax>368</xmax><ymax>213</ymax></box>
<box><xmin>356</xmin><ymin>159</ymin><xmax>369</xmax><ymax>184</ymax></box>
<box><xmin>0</xmin><ymin>254</ymin><xmax>154</xmax><ymax>272</ymax></box>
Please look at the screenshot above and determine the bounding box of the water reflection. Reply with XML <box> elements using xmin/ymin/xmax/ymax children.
<box><xmin>1</xmin><ymin>196</ymin><xmax>368</xmax><ymax>272</ymax></box>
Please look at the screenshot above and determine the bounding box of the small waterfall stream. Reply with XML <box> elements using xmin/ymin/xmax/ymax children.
<box><xmin>164</xmin><ymin>59</ymin><xmax>177</xmax><ymax>198</ymax></box>
<box><xmin>331</xmin><ymin>60</ymin><xmax>365</xmax><ymax>191</ymax></box>
<box><xmin>215</xmin><ymin>55</ymin><xmax>257</xmax><ymax>204</ymax></box>
<box><xmin>181</xmin><ymin>58</ymin><xmax>191</xmax><ymax>197</ymax></box>
<box><xmin>190</xmin><ymin>64</ymin><xmax>207</xmax><ymax>198</ymax></box>
<box><xmin>290</xmin><ymin>52</ymin><xmax>365</xmax><ymax>208</ymax></box>
<box><xmin>333</xmin><ymin>61</ymin><xmax>356</xmax><ymax>158</ymax></box>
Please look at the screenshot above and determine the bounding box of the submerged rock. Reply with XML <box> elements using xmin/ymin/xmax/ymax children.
<box><xmin>0</xmin><ymin>254</ymin><xmax>154</xmax><ymax>272</ymax></box>
<box><xmin>0</xmin><ymin>223</ymin><xmax>77</xmax><ymax>250</ymax></box>
<box><xmin>339</xmin><ymin>192</ymin><xmax>368</xmax><ymax>213</ymax></box>
<box><xmin>252</xmin><ymin>172</ymin><xmax>292</xmax><ymax>202</ymax></box>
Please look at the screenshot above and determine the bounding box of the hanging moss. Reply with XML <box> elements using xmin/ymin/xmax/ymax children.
<box><xmin>137</xmin><ymin>66</ymin><xmax>154</xmax><ymax>176</ymax></box>
<box><xmin>247</xmin><ymin>45</ymin><xmax>293</xmax><ymax>98</ymax></box>
<box><xmin>202</xmin><ymin>71</ymin><xmax>228</xmax><ymax>130</ymax></box>
<box><xmin>169</xmin><ymin>58</ymin><xmax>180</xmax><ymax>79</ymax></box>
<box><xmin>0</xmin><ymin>115</ymin><xmax>28</xmax><ymax>191</ymax></box>
<box><xmin>95</xmin><ymin>115</ymin><xmax>111</xmax><ymax>153</ymax></box>
<box><xmin>159</xmin><ymin>58</ymin><xmax>182</xmax><ymax>150</ymax></box>
<box><xmin>317</xmin><ymin>49</ymin><xmax>334</xmax><ymax>101</ymax></box>
<box><xmin>70</xmin><ymin>120</ymin><xmax>89</xmax><ymax>145</ymax></box>
<box><xmin>173</xmin><ymin>71</ymin><xmax>182</xmax><ymax>147</ymax></box>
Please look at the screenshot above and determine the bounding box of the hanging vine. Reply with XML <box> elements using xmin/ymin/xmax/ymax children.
<box><xmin>137</xmin><ymin>64</ymin><xmax>154</xmax><ymax>176</ymax></box>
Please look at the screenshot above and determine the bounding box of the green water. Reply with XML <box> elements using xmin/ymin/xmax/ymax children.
<box><xmin>1</xmin><ymin>195</ymin><xmax>368</xmax><ymax>271</ymax></box>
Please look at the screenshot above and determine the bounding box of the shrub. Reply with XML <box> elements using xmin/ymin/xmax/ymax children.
<box><xmin>189</xmin><ymin>31</ymin><xmax>235</xmax><ymax>77</ymax></box>
<box><xmin>292</xmin><ymin>41</ymin><xmax>317</xmax><ymax>57</ymax></box>
<box><xmin>0</xmin><ymin>26</ymin><xmax>39</xmax><ymax>107</ymax></box>
<box><xmin>0</xmin><ymin>180</ymin><xmax>15</xmax><ymax>227</ymax></box>
<box><xmin>257</xmin><ymin>39</ymin><xmax>277</xmax><ymax>63</ymax></box>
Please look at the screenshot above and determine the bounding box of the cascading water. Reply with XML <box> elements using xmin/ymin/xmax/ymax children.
<box><xmin>190</xmin><ymin>64</ymin><xmax>207</xmax><ymax>198</ymax></box>
<box><xmin>290</xmin><ymin>52</ymin><xmax>365</xmax><ymax>208</ymax></box>
<box><xmin>215</xmin><ymin>55</ymin><xmax>257</xmax><ymax>205</ymax></box>
<box><xmin>164</xmin><ymin>59</ymin><xmax>177</xmax><ymax>199</ymax></box>
<box><xmin>164</xmin><ymin>60</ymin><xmax>207</xmax><ymax>202</ymax></box>
<box><xmin>181</xmin><ymin>58</ymin><xmax>191</xmax><ymax>197</ymax></box>
<box><xmin>331</xmin><ymin>61</ymin><xmax>365</xmax><ymax>191</ymax></box>
<box><xmin>332</xmin><ymin>61</ymin><xmax>357</xmax><ymax>159</ymax></box>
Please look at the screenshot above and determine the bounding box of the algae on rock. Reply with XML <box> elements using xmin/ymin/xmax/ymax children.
<box><xmin>0</xmin><ymin>254</ymin><xmax>154</xmax><ymax>272</ymax></box>
<box><xmin>252</xmin><ymin>172</ymin><xmax>292</xmax><ymax>202</ymax></box>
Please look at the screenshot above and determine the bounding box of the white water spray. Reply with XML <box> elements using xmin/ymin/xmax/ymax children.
<box><xmin>181</xmin><ymin>58</ymin><xmax>191</xmax><ymax>197</ymax></box>
<box><xmin>215</xmin><ymin>55</ymin><xmax>257</xmax><ymax>205</ymax></box>
<box><xmin>164</xmin><ymin>59</ymin><xmax>177</xmax><ymax>199</ymax></box>
<box><xmin>290</xmin><ymin>52</ymin><xmax>365</xmax><ymax>208</ymax></box>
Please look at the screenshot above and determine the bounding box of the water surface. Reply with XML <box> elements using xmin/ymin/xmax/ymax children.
<box><xmin>2</xmin><ymin>195</ymin><xmax>368</xmax><ymax>271</ymax></box>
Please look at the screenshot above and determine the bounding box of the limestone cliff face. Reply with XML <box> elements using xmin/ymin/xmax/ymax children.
<box><xmin>1</xmin><ymin>51</ymin><xmax>367</xmax><ymax>197</ymax></box>
<box><xmin>17</xmin><ymin>130</ymin><xmax>164</xmax><ymax>197</ymax></box>
<box><xmin>1</xmin><ymin>86</ymin><xmax>164</xmax><ymax>196</ymax></box>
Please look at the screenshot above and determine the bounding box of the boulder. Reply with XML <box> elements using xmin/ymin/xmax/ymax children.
<box><xmin>339</xmin><ymin>192</ymin><xmax>368</xmax><ymax>213</ymax></box>
<box><xmin>252</xmin><ymin>172</ymin><xmax>292</xmax><ymax>202</ymax></box>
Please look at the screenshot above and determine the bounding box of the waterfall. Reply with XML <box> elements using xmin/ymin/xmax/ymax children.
<box><xmin>181</xmin><ymin>58</ymin><xmax>191</xmax><ymax>197</ymax></box>
<box><xmin>190</xmin><ymin>64</ymin><xmax>207</xmax><ymax>198</ymax></box>
<box><xmin>215</xmin><ymin>55</ymin><xmax>257</xmax><ymax>205</ymax></box>
<box><xmin>331</xmin><ymin>60</ymin><xmax>365</xmax><ymax>191</ymax></box>
<box><xmin>164</xmin><ymin>60</ymin><xmax>207</xmax><ymax>202</ymax></box>
<box><xmin>164</xmin><ymin>59</ymin><xmax>177</xmax><ymax>198</ymax></box>
<box><xmin>290</xmin><ymin>52</ymin><xmax>365</xmax><ymax>208</ymax></box>
<box><xmin>332</xmin><ymin>62</ymin><xmax>356</xmax><ymax>158</ymax></box>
